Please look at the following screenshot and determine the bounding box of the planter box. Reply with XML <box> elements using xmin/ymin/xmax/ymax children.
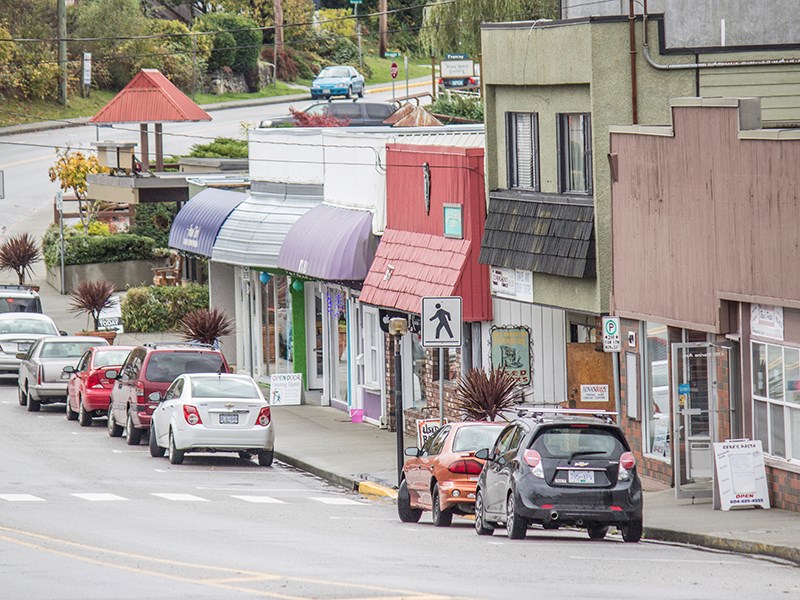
<box><xmin>47</xmin><ymin>259</ymin><xmax>168</xmax><ymax>294</ymax></box>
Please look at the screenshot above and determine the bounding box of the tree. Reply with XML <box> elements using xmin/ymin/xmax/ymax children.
<box><xmin>419</xmin><ymin>0</ymin><xmax>559</xmax><ymax>58</ymax></box>
<box><xmin>0</xmin><ymin>233</ymin><xmax>41</xmax><ymax>285</ymax></box>
<box><xmin>48</xmin><ymin>150</ymin><xmax>106</xmax><ymax>234</ymax></box>
<box><xmin>69</xmin><ymin>280</ymin><xmax>116</xmax><ymax>331</ymax></box>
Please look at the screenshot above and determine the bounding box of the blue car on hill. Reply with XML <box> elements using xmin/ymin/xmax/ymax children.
<box><xmin>310</xmin><ymin>66</ymin><xmax>365</xmax><ymax>99</ymax></box>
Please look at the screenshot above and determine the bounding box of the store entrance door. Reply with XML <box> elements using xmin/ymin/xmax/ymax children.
<box><xmin>672</xmin><ymin>342</ymin><xmax>730</xmax><ymax>499</ymax></box>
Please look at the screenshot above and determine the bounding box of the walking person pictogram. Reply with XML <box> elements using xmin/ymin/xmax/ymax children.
<box><xmin>430</xmin><ymin>303</ymin><xmax>453</xmax><ymax>339</ymax></box>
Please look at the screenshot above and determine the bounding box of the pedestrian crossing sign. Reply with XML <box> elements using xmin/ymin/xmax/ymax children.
<box><xmin>421</xmin><ymin>296</ymin><xmax>462</xmax><ymax>348</ymax></box>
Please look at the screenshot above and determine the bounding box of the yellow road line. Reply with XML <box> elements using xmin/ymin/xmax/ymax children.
<box><xmin>0</xmin><ymin>154</ymin><xmax>54</xmax><ymax>169</ymax></box>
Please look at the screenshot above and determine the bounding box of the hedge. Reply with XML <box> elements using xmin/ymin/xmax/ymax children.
<box><xmin>121</xmin><ymin>284</ymin><xmax>209</xmax><ymax>332</ymax></box>
<box><xmin>42</xmin><ymin>225</ymin><xmax>158</xmax><ymax>269</ymax></box>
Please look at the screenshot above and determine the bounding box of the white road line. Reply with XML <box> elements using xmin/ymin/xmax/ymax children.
<box><xmin>1</xmin><ymin>401</ymin><xmax>14</xmax><ymax>404</ymax></box>
<box><xmin>151</xmin><ymin>493</ymin><xmax>209</xmax><ymax>502</ymax></box>
<box><xmin>71</xmin><ymin>493</ymin><xmax>128</xmax><ymax>502</ymax></box>
<box><xmin>230</xmin><ymin>495</ymin><xmax>286</xmax><ymax>504</ymax></box>
<box><xmin>113</xmin><ymin>449</ymin><xmax>148</xmax><ymax>453</ymax></box>
<box><xmin>0</xmin><ymin>494</ymin><xmax>46</xmax><ymax>502</ymax></box>
<box><xmin>310</xmin><ymin>497</ymin><xmax>366</xmax><ymax>506</ymax></box>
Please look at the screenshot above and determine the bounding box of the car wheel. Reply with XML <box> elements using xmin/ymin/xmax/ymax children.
<box><xmin>125</xmin><ymin>409</ymin><xmax>142</xmax><ymax>445</ymax></box>
<box><xmin>257</xmin><ymin>450</ymin><xmax>274</xmax><ymax>467</ymax></box>
<box><xmin>66</xmin><ymin>397</ymin><xmax>79</xmax><ymax>421</ymax></box>
<box><xmin>588</xmin><ymin>525</ymin><xmax>609</xmax><ymax>540</ymax></box>
<box><xmin>474</xmin><ymin>489</ymin><xmax>494</xmax><ymax>536</ymax></box>
<box><xmin>345</xmin><ymin>86</ymin><xmax>352</xmax><ymax>99</ymax></box>
<box><xmin>18</xmin><ymin>384</ymin><xmax>27</xmax><ymax>406</ymax></box>
<box><xmin>107</xmin><ymin>407</ymin><xmax>123</xmax><ymax>437</ymax></box>
<box><xmin>397</xmin><ymin>479</ymin><xmax>422</xmax><ymax>523</ymax></box>
<box><xmin>26</xmin><ymin>391</ymin><xmax>40</xmax><ymax>412</ymax></box>
<box><xmin>621</xmin><ymin>518</ymin><xmax>643</xmax><ymax>543</ymax></box>
<box><xmin>357</xmin><ymin>86</ymin><xmax>364</xmax><ymax>98</ymax></box>
<box><xmin>506</xmin><ymin>494</ymin><xmax>527</xmax><ymax>540</ymax></box>
<box><xmin>431</xmin><ymin>483</ymin><xmax>453</xmax><ymax>527</ymax></box>
<box><xmin>168</xmin><ymin>429</ymin><xmax>184</xmax><ymax>465</ymax></box>
<box><xmin>78</xmin><ymin>399</ymin><xmax>92</xmax><ymax>426</ymax></box>
<box><xmin>149</xmin><ymin>424</ymin><xmax>166</xmax><ymax>457</ymax></box>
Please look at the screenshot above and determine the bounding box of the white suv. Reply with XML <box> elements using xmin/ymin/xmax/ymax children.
<box><xmin>0</xmin><ymin>285</ymin><xmax>42</xmax><ymax>314</ymax></box>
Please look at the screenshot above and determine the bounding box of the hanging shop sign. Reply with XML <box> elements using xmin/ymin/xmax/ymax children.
<box><xmin>489</xmin><ymin>266</ymin><xmax>533</xmax><ymax>303</ymax></box>
<box><xmin>580</xmin><ymin>384</ymin><xmax>609</xmax><ymax>403</ymax></box>
<box><xmin>490</xmin><ymin>326</ymin><xmax>531</xmax><ymax>385</ymax></box>
<box><xmin>750</xmin><ymin>304</ymin><xmax>784</xmax><ymax>341</ymax></box>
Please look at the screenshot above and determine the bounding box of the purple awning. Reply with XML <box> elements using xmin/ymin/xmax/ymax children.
<box><xmin>278</xmin><ymin>204</ymin><xmax>376</xmax><ymax>281</ymax></box>
<box><xmin>168</xmin><ymin>188</ymin><xmax>246</xmax><ymax>257</ymax></box>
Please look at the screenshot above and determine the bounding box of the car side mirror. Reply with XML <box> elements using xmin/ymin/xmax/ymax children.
<box><xmin>404</xmin><ymin>446</ymin><xmax>420</xmax><ymax>457</ymax></box>
<box><xmin>59</xmin><ymin>331</ymin><xmax>68</xmax><ymax>336</ymax></box>
<box><xmin>16</xmin><ymin>352</ymin><xmax>27</xmax><ymax>360</ymax></box>
<box><xmin>104</xmin><ymin>369</ymin><xmax>118</xmax><ymax>380</ymax></box>
<box><xmin>474</xmin><ymin>448</ymin><xmax>490</xmax><ymax>460</ymax></box>
<box><xmin>148</xmin><ymin>391</ymin><xmax>162</xmax><ymax>402</ymax></box>
<box><xmin>62</xmin><ymin>365</ymin><xmax>75</xmax><ymax>374</ymax></box>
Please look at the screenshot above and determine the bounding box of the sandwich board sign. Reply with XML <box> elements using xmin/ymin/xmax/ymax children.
<box><xmin>421</xmin><ymin>296</ymin><xmax>462</xmax><ymax>348</ymax></box>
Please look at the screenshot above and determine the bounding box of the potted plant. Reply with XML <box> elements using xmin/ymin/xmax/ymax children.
<box><xmin>0</xmin><ymin>233</ymin><xmax>41</xmax><ymax>288</ymax></box>
<box><xmin>179</xmin><ymin>307</ymin><xmax>234</xmax><ymax>349</ymax></box>
<box><xmin>455</xmin><ymin>368</ymin><xmax>520</xmax><ymax>421</ymax></box>
<box><xmin>69</xmin><ymin>279</ymin><xmax>117</xmax><ymax>344</ymax></box>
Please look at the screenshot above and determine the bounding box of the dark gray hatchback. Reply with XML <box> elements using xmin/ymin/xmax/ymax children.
<box><xmin>474</xmin><ymin>409</ymin><xmax>643</xmax><ymax>542</ymax></box>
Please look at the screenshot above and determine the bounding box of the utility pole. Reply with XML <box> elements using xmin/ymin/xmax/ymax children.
<box><xmin>274</xmin><ymin>0</ymin><xmax>283</xmax><ymax>87</ymax></box>
<box><xmin>378</xmin><ymin>0</ymin><xmax>388</xmax><ymax>58</ymax></box>
<box><xmin>57</xmin><ymin>0</ymin><xmax>67</xmax><ymax>106</ymax></box>
<box><xmin>353</xmin><ymin>0</ymin><xmax>363</xmax><ymax>71</ymax></box>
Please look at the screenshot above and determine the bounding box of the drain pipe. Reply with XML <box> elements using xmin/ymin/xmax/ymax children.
<box><xmin>641</xmin><ymin>0</ymin><xmax>800</xmax><ymax>71</ymax></box>
<box><xmin>628</xmin><ymin>0</ymin><xmax>638</xmax><ymax>123</ymax></box>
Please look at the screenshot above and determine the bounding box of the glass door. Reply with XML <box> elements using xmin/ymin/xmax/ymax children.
<box><xmin>305</xmin><ymin>284</ymin><xmax>324</xmax><ymax>390</ymax></box>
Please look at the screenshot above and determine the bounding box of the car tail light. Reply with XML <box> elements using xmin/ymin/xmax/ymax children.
<box><xmin>468</xmin><ymin>77</ymin><xmax>476</xmax><ymax>85</ymax></box>
<box><xmin>618</xmin><ymin>451</ymin><xmax>635</xmax><ymax>481</ymax></box>
<box><xmin>37</xmin><ymin>365</ymin><xmax>43</xmax><ymax>386</ymax></box>
<box><xmin>183</xmin><ymin>405</ymin><xmax>202</xmax><ymax>426</ymax></box>
<box><xmin>438</xmin><ymin>77</ymin><xmax>443</xmax><ymax>84</ymax></box>
<box><xmin>256</xmin><ymin>406</ymin><xmax>271</xmax><ymax>427</ymax></box>
<box><xmin>448</xmin><ymin>459</ymin><xmax>483</xmax><ymax>475</ymax></box>
<box><xmin>523</xmin><ymin>449</ymin><xmax>545</xmax><ymax>478</ymax></box>
<box><xmin>135</xmin><ymin>380</ymin><xmax>145</xmax><ymax>401</ymax></box>
<box><xmin>87</xmin><ymin>371</ymin><xmax>104</xmax><ymax>389</ymax></box>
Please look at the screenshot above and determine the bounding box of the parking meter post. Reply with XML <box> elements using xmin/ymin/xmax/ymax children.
<box><xmin>394</xmin><ymin>335</ymin><xmax>403</xmax><ymax>485</ymax></box>
<box><xmin>392</xmin><ymin>78</ymin><xmax>395</xmax><ymax>101</ymax></box>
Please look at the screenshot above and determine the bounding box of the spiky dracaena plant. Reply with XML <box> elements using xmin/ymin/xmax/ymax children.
<box><xmin>0</xmin><ymin>233</ymin><xmax>41</xmax><ymax>285</ymax></box>
<box><xmin>179</xmin><ymin>308</ymin><xmax>234</xmax><ymax>346</ymax></box>
<box><xmin>455</xmin><ymin>368</ymin><xmax>519</xmax><ymax>421</ymax></box>
<box><xmin>69</xmin><ymin>280</ymin><xmax>115</xmax><ymax>330</ymax></box>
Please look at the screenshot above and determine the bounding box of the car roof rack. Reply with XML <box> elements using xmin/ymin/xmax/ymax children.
<box><xmin>0</xmin><ymin>285</ymin><xmax>37</xmax><ymax>293</ymax></box>
<box><xmin>517</xmin><ymin>407</ymin><xmax>618</xmax><ymax>424</ymax></box>
<box><xmin>143</xmin><ymin>341</ymin><xmax>215</xmax><ymax>350</ymax></box>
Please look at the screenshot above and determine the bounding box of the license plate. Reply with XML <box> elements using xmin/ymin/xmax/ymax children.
<box><xmin>448</xmin><ymin>79</ymin><xmax>464</xmax><ymax>86</ymax></box>
<box><xmin>568</xmin><ymin>470</ymin><xmax>594</xmax><ymax>484</ymax></box>
<box><xmin>219</xmin><ymin>414</ymin><xmax>239</xmax><ymax>425</ymax></box>
<box><xmin>17</xmin><ymin>342</ymin><xmax>31</xmax><ymax>352</ymax></box>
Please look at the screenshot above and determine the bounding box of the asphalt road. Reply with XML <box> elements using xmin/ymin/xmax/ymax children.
<box><xmin>0</xmin><ymin>382</ymin><xmax>798</xmax><ymax>599</ymax></box>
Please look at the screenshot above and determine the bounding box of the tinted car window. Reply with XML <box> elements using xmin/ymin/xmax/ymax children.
<box><xmin>76</xmin><ymin>352</ymin><xmax>91</xmax><ymax>372</ymax></box>
<box><xmin>304</xmin><ymin>104</ymin><xmax>328</xmax><ymax>116</ymax></box>
<box><xmin>166</xmin><ymin>379</ymin><xmax>184</xmax><ymax>400</ymax></box>
<box><xmin>145</xmin><ymin>352</ymin><xmax>224</xmax><ymax>383</ymax></box>
<box><xmin>421</xmin><ymin>427</ymin><xmax>445</xmax><ymax>455</ymax></box>
<box><xmin>41</xmin><ymin>341</ymin><xmax>98</xmax><ymax>359</ymax></box>
<box><xmin>0</xmin><ymin>318</ymin><xmax>57</xmax><ymax>335</ymax></box>
<box><xmin>330</xmin><ymin>103</ymin><xmax>362</xmax><ymax>119</ymax></box>
<box><xmin>428</xmin><ymin>426</ymin><xmax>451</xmax><ymax>455</ymax></box>
<box><xmin>365</xmin><ymin>104</ymin><xmax>394</xmax><ymax>119</ymax></box>
<box><xmin>493</xmin><ymin>426</ymin><xmax>516</xmax><ymax>455</ymax></box>
<box><xmin>94</xmin><ymin>349</ymin><xmax>132</xmax><ymax>368</ymax></box>
<box><xmin>452</xmin><ymin>425</ymin><xmax>504</xmax><ymax>452</ymax></box>
<box><xmin>191</xmin><ymin>377</ymin><xmax>259</xmax><ymax>399</ymax></box>
<box><xmin>0</xmin><ymin>298</ymin><xmax>40</xmax><ymax>313</ymax></box>
<box><xmin>532</xmin><ymin>426</ymin><xmax>626</xmax><ymax>460</ymax></box>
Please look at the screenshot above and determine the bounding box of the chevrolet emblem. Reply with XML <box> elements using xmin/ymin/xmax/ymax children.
<box><xmin>225</xmin><ymin>403</ymin><xmax>235</xmax><ymax>409</ymax></box>
<box><xmin>574</xmin><ymin>461</ymin><xmax>589</xmax><ymax>467</ymax></box>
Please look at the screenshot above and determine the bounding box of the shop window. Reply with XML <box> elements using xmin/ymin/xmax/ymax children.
<box><xmin>557</xmin><ymin>113</ymin><xmax>592</xmax><ymax>194</ymax></box>
<box><xmin>752</xmin><ymin>341</ymin><xmax>800</xmax><ymax>460</ymax></box>
<box><xmin>506</xmin><ymin>112</ymin><xmax>539</xmax><ymax>190</ymax></box>
<box><xmin>433</xmin><ymin>348</ymin><xmax>459</xmax><ymax>382</ymax></box>
<box><xmin>410</xmin><ymin>332</ymin><xmax>427</xmax><ymax>409</ymax></box>
<box><xmin>644</xmin><ymin>322</ymin><xmax>670</xmax><ymax>462</ymax></box>
<box><xmin>363</xmin><ymin>307</ymin><xmax>381</xmax><ymax>389</ymax></box>
<box><xmin>261</xmin><ymin>275</ymin><xmax>293</xmax><ymax>377</ymax></box>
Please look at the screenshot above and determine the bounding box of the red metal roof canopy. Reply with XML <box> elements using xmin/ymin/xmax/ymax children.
<box><xmin>89</xmin><ymin>69</ymin><xmax>211</xmax><ymax>124</ymax></box>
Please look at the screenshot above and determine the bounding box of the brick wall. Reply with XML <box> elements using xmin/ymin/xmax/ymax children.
<box><xmin>767</xmin><ymin>466</ymin><xmax>800</xmax><ymax>512</ymax></box>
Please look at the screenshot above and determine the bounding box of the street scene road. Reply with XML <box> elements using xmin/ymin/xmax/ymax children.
<box><xmin>0</xmin><ymin>382</ymin><xmax>798</xmax><ymax>599</ymax></box>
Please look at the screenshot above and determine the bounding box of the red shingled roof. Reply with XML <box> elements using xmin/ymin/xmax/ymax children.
<box><xmin>360</xmin><ymin>229</ymin><xmax>483</xmax><ymax>318</ymax></box>
<box><xmin>89</xmin><ymin>69</ymin><xmax>211</xmax><ymax>124</ymax></box>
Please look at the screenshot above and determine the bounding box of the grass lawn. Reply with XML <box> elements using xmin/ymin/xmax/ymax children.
<box><xmin>0</xmin><ymin>91</ymin><xmax>117</xmax><ymax>127</ymax></box>
<box><xmin>191</xmin><ymin>81</ymin><xmax>307</xmax><ymax>105</ymax></box>
<box><xmin>364</xmin><ymin>56</ymin><xmax>434</xmax><ymax>85</ymax></box>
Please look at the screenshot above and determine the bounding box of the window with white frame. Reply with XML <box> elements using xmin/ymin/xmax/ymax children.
<box><xmin>644</xmin><ymin>322</ymin><xmax>670</xmax><ymax>462</ymax></box>
<box><xmin>557</xmin><ymin>113</ymin><xmax>592</xmax><ymax>194</ymax></box>
<box><xmin>751</xmin><ymin>341</ymin><xmax>800</xmax><ymax>461</ymax></box>
<box><xmin>506</xmin><ymin>112</ymin><xmax>539</xmax><ymax>190</ymax></box>
<box><xmin>363</xmin><ymin>307</ymin><xmax>382</xmax><ymax>389</ymax></box>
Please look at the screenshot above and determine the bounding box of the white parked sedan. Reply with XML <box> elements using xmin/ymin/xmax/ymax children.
<box><xmin>148</xmin><ymin>373</ymin><xmax>275</xmax><ymax>466</ymax></box>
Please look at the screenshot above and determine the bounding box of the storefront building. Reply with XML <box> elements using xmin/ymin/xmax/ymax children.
<box><xmin>610</xmin><ymin>97</ymin><xmax>800</xmax><ymax>511</ymax></box>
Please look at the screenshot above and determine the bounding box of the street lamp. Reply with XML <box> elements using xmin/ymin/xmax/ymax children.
<box><xmin>388</xmin><ymin>317</ymin><xmax>408</xmax><ymax>485</ymax></box>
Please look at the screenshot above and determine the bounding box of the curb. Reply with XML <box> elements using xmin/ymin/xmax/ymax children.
<box><xmin>274</xmin><ymin>451</ymin><xmax>359</xmax><ymax>492</ymax></box>
<box><xmin>358</xmin><ymin>481</ymin><xmax>398</xmax><ymax>499</ymax></box>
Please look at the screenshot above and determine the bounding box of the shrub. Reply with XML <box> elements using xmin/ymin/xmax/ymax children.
<box><xmin>122</xmin><ymin>284</ymin><xmax>209</xmax><ymax>332</ymax></box>
<box><xmin>194</xmin><ymin>12</ymin><xmax>261</xmax><ymax>89</ymax></box>
<box><xmin>430</xmin><ymin>92</ymin><xmax>484</xmax><ymax>122</ymax></box>
<box><xmin>42</xmin><ymin>225</ymin><xmax>157</xmax><ymax>268</ymax></box>
<box><xmin>188</xmin><ymin>138</ymin><xmax>248</xmax><ymax>159</ymax></box>
<box><xmin>128</xmin><ymin>202</ymin><xmax>177</xmax><ymax>248</ymax></box>
<box><xmin>0</xmin><ymin>233</ymin><xmax>41</xmax><ymax>285</ymax></box>
<box><xmin>180</xmin><ymin>308</ymin><xmax>234</xmax><ymax>345</ymax></box>
<box><xmin>455</xmin><ymin>368</ymin><xmax>519</xmax><ymax>421</ymax></box>
<box><xmin>69</xmin><ymin>280</ymin><xmax>116</xmax><ymax>330</ymax></box>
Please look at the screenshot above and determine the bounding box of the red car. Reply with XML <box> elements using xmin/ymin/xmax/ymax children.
<box><xmin>398</xmin><ymin>421</ymin><xmax>506</xmax><ymax>527</ymax></box>
<box><xmin>64</xmin><ymin>346</ymin><xmax>135</xmax><ymax>427</ymax></box>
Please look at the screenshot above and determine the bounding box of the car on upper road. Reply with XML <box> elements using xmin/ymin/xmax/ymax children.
<box><xmin>17</xmin><ymin>336</ymin><xmax>109</xmax><ymax>412</ymax></box>
<box><xmin>438</xmin><ymin>75</ymin><xmax>480</xmax><ymax>92</ymax></box>
<box><xmin>0</xmin><ymin>313</ymin><xmax>63</xmax><ymax>379</ymax></box>
<box><xmin>473</xmin><ymin>409</ymin><xmax>643</xmax><ymax>542</ymax></box>
<box><xmin>397</xmin><ymin>421</ymin><xmax>506</xmax><ymax>526</ymax></box>
<box><xmin>0</xmin><ymin>285</ymin><xmax>42</xmax><ymax>314</ymax></box>
<box><xmin>64</xmin><ymin>345</ymin><xmax>135</xmax><ymax>426</ymax></box>
<box><xmin>259</xmin><ymin>100</ymin><xmax>398</xmax><ymax>128</ymax></box>
<box><xmin>310</xmin><ymin>65</ymin><xmax>365</xmax><ymax>99</ymax></box>
<box><xmin>148</xmin><ymin>373</ymin><xmax>275</xmax><ymax>466</ymax></box>
<box><xmin>107</xmin><ymin>342</ymin><xmax>229</xmax><ymax>446</ymax></box>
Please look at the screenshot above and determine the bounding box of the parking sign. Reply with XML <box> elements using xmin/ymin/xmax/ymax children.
<box><xmin>421</xmin><ymin>297</ymin><xmax>462</xmax><ymax>348</ymax></box>
<box><xmin>602</xmin><ymin>316</ymin><xmax>621</xmax><ymax>352</ymax></box>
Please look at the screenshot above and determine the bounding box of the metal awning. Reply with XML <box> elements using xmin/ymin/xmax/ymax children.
<box><xmin>168</xmin><ymin>188</ymin><xmax>246</xmax><ymax>257</ymax></box>
<box><xmin>211</xmin><ymin>183</ymin><xmax>323</xmax><ymax>269</ymax></box>
<box><xmin>278</xmin><ymin>204</ymin><xmax>376</xmax><ymax>281</ymax></box>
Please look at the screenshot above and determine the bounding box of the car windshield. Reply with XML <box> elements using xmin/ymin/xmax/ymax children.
<box><xmin>0</xmin><ymin>298</ymin><xmax>39</xmax><ymax>313</ymax></box>
<box><xmin>318</xmin><ymin>67</ymin><xmax>350</xmax><ymax>78</ymax></box>
<box><xmin>0</xmin><ymin>318</ymin><xmax>56</xmax><ymax>335</ymax></box>
<box><xmin>41</xmin><ymin>341</ymin><xmax>98</xmax><ymax>359</ymax></box>
<box><xmin>145</xmin><ymin>352</ymin><xmax>225</xmax><ymax>383</ymax></box>
<box><xmin>532</xmin><ymin>426</ymin><xmax>626</xmax><ymax>460</ymax></box>
<box><xmin>452</xmin><ymin>425</ymin><xmax>505</xmax><ymax>452</ymax></box>
<box><xmin>190</xmin><ymin>377</ymin><xmax>260</xmax><ymax>399</ymax></box>
<box><xmin>94</xmin><ymin>349</ymin><xmax>132</xmax><ymax>368</ymax></box>
<box><xmin>304</xmin><ymin>104</ymin><xmax>328</xmax><ymax>116</ymax></box>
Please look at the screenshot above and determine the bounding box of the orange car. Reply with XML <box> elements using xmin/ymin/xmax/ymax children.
<box><xmin>398</xmin><ymin>421</ymin><xmax>506</xmax><ymax>526</ymax></box>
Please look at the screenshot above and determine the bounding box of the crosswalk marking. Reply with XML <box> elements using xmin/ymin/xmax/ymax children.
<box><xmin>151</xmin><ymin>493</ymin><xmax>209</xmax><ymax>502</ymax></box>
<box><xmin>230</xmin><ymin>495</ymin><xmax>286</xmax><ymax>504</ymax></box>
<box><xmin>0</xmin><ymin>494</ymin><xmax>46</xmax><ymax>502</ymax></box>
<box><xmin>71</xmin><ymin>493</ymin><xmax>128</xmax><ymax>502</ymax></box>
<box><xmin>310</xmin><ymin>497</ymin><xmax>366</xmax><ymax>506</ymax></box>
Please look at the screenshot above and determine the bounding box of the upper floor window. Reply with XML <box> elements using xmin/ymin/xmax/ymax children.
<box><xmin>506</xmin><ymin>112</ymin><xmax>539</xmax><ymax>190</ymax></box>
<box><xmin>558</xmin><ymin>113</ymin><xmax>592</xmax><ymax>194</ymax></box>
